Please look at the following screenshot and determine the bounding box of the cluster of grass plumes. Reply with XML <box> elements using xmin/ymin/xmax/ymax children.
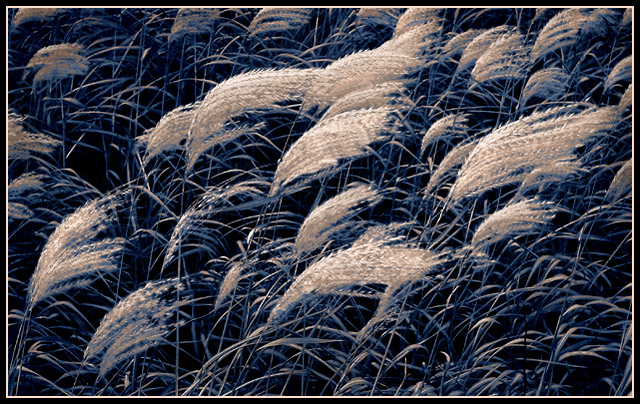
<box><xmin>8</xmin><ymin>7</ymin><xmax>632</xmax><ymax>397</ymax></box>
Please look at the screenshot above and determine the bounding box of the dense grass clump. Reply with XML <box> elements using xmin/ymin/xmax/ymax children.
<box><xmin>7</xmin><ymin>7</ymin><xmax>632</xmax><ymax>397</ymax></box>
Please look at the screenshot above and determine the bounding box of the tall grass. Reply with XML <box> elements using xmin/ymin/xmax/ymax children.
<box><xmin>7</xmin><ymin>7</ymin><xmax>632</xmax><ymax>397</ymax></box>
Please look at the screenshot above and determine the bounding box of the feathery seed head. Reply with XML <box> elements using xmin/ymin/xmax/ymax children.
<box><xmin>457</xmin><ymin>25</ymin><xmax>514</xmax><ymax>74</ymax></box>
<box><xmin>25</xmin><ymin>43</ymin><xmax>89</xmax><ymax>85</ymax></box>
<box><xmin>8</xmin><ymin>113</ymin><xmax>60</xmax><ymax>161</ymax></box>
<box><xmin>8</xmin><ymin>172</ymin><xmax>46</xmax><ymax>199</ymax></box>
<box><xmin>12</xmin><ymin>7</ymin><xmax>64</xmax><ymax>26</ymax></box>
<box><xmin>164</xmin><ymin>181</ymin><xmax>264</xmax><ymax>268</ymax></box>
<box><xmin>617</xmin><ymin>84</ymin><xmax>632</xmax><ymax>113</ymax></box>
<box><xmin>442</xmin><ymin>29</ymin><xmax>483</xmax><ymax>58</ymax></box>
<box><xmin>449</xmin><ymin>105</ymin><xmax>617</xmax><ymax>202</ymax></box>
<box><xmin>188</xmin><ymin>67</ymin><xmax>320</xmax><ymax>170</ymax></box>
<box><xmin>293</xmin><ymin>183</ymin><xmax>383</xmax><ymax>258</ymax></box>
<box><xmin>424</xmin><ymin>139</ymin><xmax>478</xmax><ymax>196</ymax></box>
<box><xmin>520</xmin><ymin>67</ymin><xmax>569</xmax><ymax>106</ymax></box>
<box><xmin>138</xmin><ymin>102</ymin><xmax>200</xmax><ymax>166</ymax></box>
<box><xmin>268</xmin><ymin>241</ymin><xmax>439</xmax><ymax>324</ymax></box>
<box><xmin>605</xmin><ymin>158</ymin><xmax>632</xmax><ymax>204</ymax></box>
<box><xmin>531</xmin><ymin>8</ymin><xmax>619</xmax><ymax>63</ymax></box>
<box><xmin>170</xmin><ymin>8</ymin><xmax>221</xmax><ymax>42</ymax></box>
<box><xmin>470</xmin><ymin>29</ymin><xmax>530</xmax><ymax>84</ymax></box>
<box><xmin>8</xmin><ymin>202</ymin><xmax>34</xmax><ymax>221</ymax></box>
<box><xmin>321</xmin><ymin>80</ymin><xmax>410</xmax><ymax>121</ymax></box>
<box><xmin>248</xmin><ymin>8</ymin><xmax>312</xmax><ymax>36</ymax></box>
<box><xmin>394</xmin><ymin>8</ymin><xmax>442</xmax><ymax>38</ymax></box>
<box><xmin>269</xmin><ymin>107</ymin><xmax>395</xmax><ymax>197</ymax></box>
<box><xmin>355</xmin><ymin>8</ymin><xmax>400</xmax><ymax>29</ymax></box>
<box><xmin>420</xmin><ymin>114</ymin><xmax>470</xmax><ymax>155</ymax></box>
<box><xmin>84</xmin><ymin>278</ymin><xmax>189</xmax><ymax>379</ymax></box>
<box><xmin>27</xmin><ymin>191</ymin><xmax>126</xmax><ymax>309</ymax></box>
<box><xmin>471</xmin><ymin>198</ymin><xmax>556</xmax><ymax>254</ymax></box>
<box><xmin>305</xmin><ymin>50</ymin><xmax>420</xmax><ymax>110</ymax></box>
<box><xmin>603</xmin><ymin>55</ymin><xmax>632</xmax><ymax>95</ymax></box>
<box><xmin>517</xmin><ymin>160</ymin><xmax>584</xmax><ymax>196</ymax></box>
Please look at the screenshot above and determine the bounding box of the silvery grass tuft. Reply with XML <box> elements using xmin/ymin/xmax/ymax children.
<box><xmin>7</xmin><ymin>173</ymin><xmax>46</xmax><ymax>221</ymax></box>
<box><xmin>169</xmin><ymin>8</ymin><xmax>221</xmax><ymax>43</ymax></box>
<box><xmin>83</xmin><ymin>278</ymin><xmax>189</xmax><ymax>380</ymax></box>
<box><xmin>269</xmin><ymin>107</ymin><xmax>396</xmax><ymax>197</ymax></box>
<box><xmin>519</xmin><ymin>67</ymin><xmax>569</xmax><ymax>107</ymax></box>
<box><xmin>605</xmin><ymin>158</ymin><xmax>632</xmax><ymax>204</ymax></box>
<box><xmin>27</xmin><ymin>190</ymin><xmax>127</xmax><ymax>310</ymax></box>
<box><xmin>448</xmin><ymin>105</ymin><xmax>618</xmax><ymax>203</ymax></box>
<box><xmin>8</xmin><ymin>113</ymin><xmax>60</xmax><ymax>162</ymax></box>
<box><xmin>267</xmin><ymin>235</ymin><xmax>439</xmax><ymax>326</ymax></box>
<box><xmin>187</xmin><ymin>67</ymin><xmax>321</xmax><ymax>170</ymax></box>
<box><xmin>305</xmin><ymin>23</ymin><xmax>440</xmax><ymax>110</ymax></box>
<box><xmin>424</xmin><ymin>139</ymin><xmax>478</xmax><ymax>196</ymax></box>
<box><xmin>456</xmin><ymin>25</ymin><xmax>515</xmax><ymax>75</ymax></box>
<box><xmin>420</xmin><ymin>114</ymin><xmax>470</xmax><ymax>156</ymax></box>
<box><xmin>469</xmin><ymin>198</ymin><xmax>557</xmax><ymax>256</ymax></box>
<box><xmin>531</xmin><ymin>8</ymin><xmax>620</xmax><ymax>64</ymax></box>
<box><xmin>321</xmin><ymin>81</ymin><xmax>411</xmax><ymax>121</ymax></box>
<box><xmin>355</xmin><ymin>7</ymin><xmax>401</xmax><ymax>30</ymax></box>
<box><xmin>393</xmin><ymin>7</ymin><xmax>442</xmax><ymax>38</ymax></box>
<box><xmin>603</xmin><ymin>55</ymin><xmax>632</xmax><ymax>95</ymax></box>
<box><xmin>470</xmin><ymin>29</ymin><xmax>530</xmax><ymax>85</ymax></box>
<box><xmin>163</xmin><ymin>180</ymin><xmax>264</xmax><ymax>269</ymax></box>
<box><xmin>248</xmin><ymin>8</ymin><xmax>313</xmax><ymax>37</ymax></box>
<box><xmin>137</xmin><ymin>101</ymin><xmax>200</xmax><ymax>167</ymax></box>
<box><xmin>292</xmin><ymin>182</ymin><xmax>383</xmax><ymax>259</ymax></box>
<box><xmin>442</xmin><ymin>29</ymin><xmax>483</xmax><ymax>59</ymax></box>
<box><xmin>24</xmin><ymin>43</ymin><xmax>89</xmax><ymax>85</ymax></box>
<box><xmin>11</xmin><ymin>7</ymin><xmax>65</xmax><ymax>27</ymax></box>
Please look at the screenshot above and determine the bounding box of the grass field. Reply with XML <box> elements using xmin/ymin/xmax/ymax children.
<box><xmin>7</xmin><ymin>7</ymin><xmax>633</xmax><ymax>396</ymax></box>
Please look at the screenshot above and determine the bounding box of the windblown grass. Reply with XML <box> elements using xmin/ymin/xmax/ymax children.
<box><xmin>7</xmin><ymin>7</ymin><xmax>632</xmax><ymax>398</ymax></box>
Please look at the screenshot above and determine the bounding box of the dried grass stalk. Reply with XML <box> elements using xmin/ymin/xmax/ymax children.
<box><xmin>268</xmin><ymin>241</ymin><xmax>439</xmax><ymax>324</ymax></box>
<box><xmin>188</xmin><ymin>67</ymin><xmax>320</xmax><ymax>170</ymax></box>
<box><xmin>25</xmin><ymin>43</ymin><xmax>89</xmax><ymax>85</ymax></box>
<box><xmin>83</xmin><ymin>278</ymin><xmax>189</xmax><ymax>379</ymax></box>
<box><xmin>470</xmin><ymin>198</ymin><xmax>557</xmax><ymax>254</ymax></box>
<box><xmin>27</xmin><ymin>191</ymin><xmax>126</xmax><ymax>309</ymax></box>
<box><xmin>449</xmin><ymin>105</ymin><xmax>618</xmax><ymax>202</ymax></box>
<box><xmin>293</xmin><ymin>183</ymin><xmax>383</xmax><ymax>258</ymax></box>
<box><xmin>269</xmin><ymin>107</ymin><xmax>394</xmax><ymax>197</ymax></box>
